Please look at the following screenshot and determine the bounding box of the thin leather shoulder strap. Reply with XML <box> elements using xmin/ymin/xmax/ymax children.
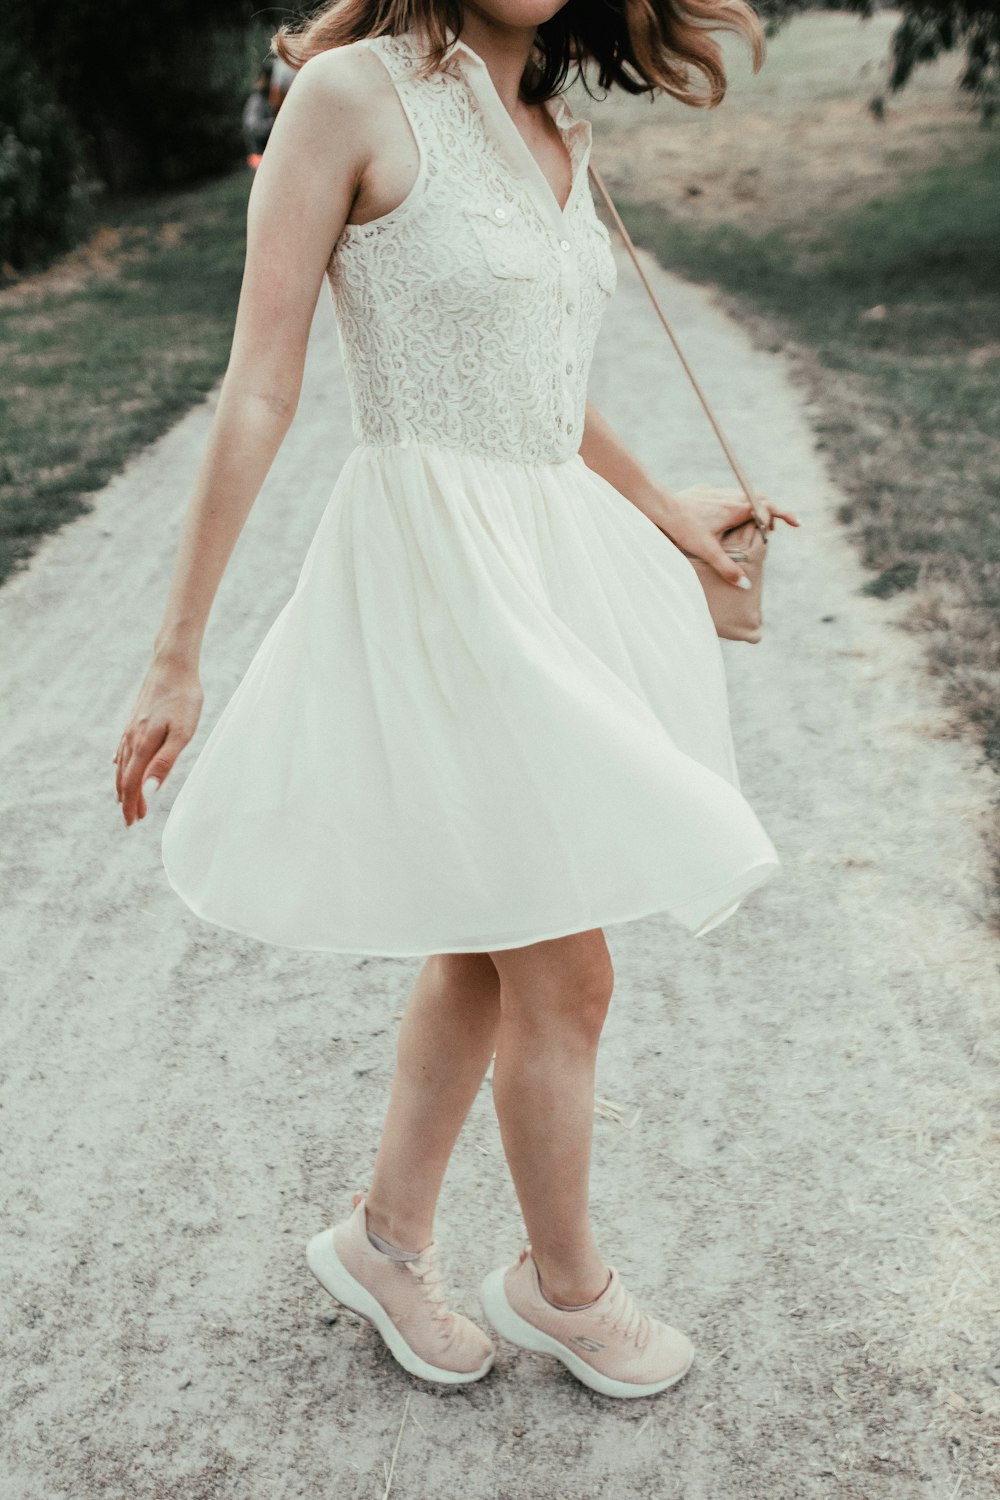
<box><xmin>588</xmin><ymin>162</ymin><xmax>769</xmax><ymax>539</ymax></box>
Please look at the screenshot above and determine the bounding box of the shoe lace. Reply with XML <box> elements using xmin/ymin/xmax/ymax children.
<box><xmin>520</xmin><ymin>1242</ymin><xmax>652</xmax><ymax>1352</ymax></box>
<box><xmin>405</xmin><ymin>1244</ymin><xmax>455</xmax><ymax>1329</ymax></box>
<box><xmin>352</xmin><ymin>1192</ymin><xmax>456</xmax><ymax>1333</ymax></box>
<box><xmin>598</xmin><ymin>1281</ymin><xmax>652</xmax><ymax>1351</ymax></box>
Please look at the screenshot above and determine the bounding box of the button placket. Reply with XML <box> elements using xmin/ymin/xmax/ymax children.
<box><xmin>558</xmin><ymin>222</ymin><xmax>580</xmax><ymax>449</ymax></box>
<box><xmin>439</xmin><ymin>27</ymin><xmax>595</xmax><ymax>457</ymax></box>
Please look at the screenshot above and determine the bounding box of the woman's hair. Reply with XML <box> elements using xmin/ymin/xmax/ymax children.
<box><xmin>272</xmin><ymin>0</ymin><xmax>765</xmax><ymax>109</ymax></box>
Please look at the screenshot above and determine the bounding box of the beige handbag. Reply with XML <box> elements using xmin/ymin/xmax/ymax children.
<box><xmin>588</xmin><ymin>164</ymin><xmax>770</xmax><ymax>644</ymax></box>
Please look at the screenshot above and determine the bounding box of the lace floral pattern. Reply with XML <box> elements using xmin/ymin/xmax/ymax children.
<box><xmin>326</xmin><ymin>30</ymin><xmax>617</xmax><ymax>465</ymax></box>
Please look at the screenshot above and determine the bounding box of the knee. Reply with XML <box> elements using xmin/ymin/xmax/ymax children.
<box><xmin>566</xmin><ymin>954</ymin><xmax>614</xmax><ymax>1039</ymax></box>
<box><xmin>497</xmin><ymin>938</ymin><xmax>614</xmax><ymax>1041</ymax></box>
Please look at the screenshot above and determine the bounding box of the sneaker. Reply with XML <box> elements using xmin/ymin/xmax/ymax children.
<box><xmin>306</xmin><ymin>1192</ymin><xmax>495</xmax><ymax>1385</ymax></box>
<box><xmin>479</xmin><ymin>1243</ymin><xmax>694</xmax><ymax>1399</ymax></box>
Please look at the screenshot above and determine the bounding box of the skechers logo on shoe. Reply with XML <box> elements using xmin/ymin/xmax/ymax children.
<box><xmin>569</xmin><ymin>1334</ymin><xmax>606</xmax><ymax>1352</ymax></box>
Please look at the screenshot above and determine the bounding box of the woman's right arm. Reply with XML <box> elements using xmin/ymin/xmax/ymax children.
<box><xmin>115</xmin><ymin>46</ymin><xmax>376</xmax><ymax>827</ymax></box>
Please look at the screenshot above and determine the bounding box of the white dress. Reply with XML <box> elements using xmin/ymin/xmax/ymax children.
<box><xmin>160</xmin><ymin>26</ymin><xmax>781</xmax><ymax>955</ymax></box>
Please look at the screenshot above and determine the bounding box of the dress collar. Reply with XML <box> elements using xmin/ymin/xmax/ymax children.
<box><xmin>424</xmin><ymin>25</ymin><xmax>593</xmax><ymax>233</ymax></box>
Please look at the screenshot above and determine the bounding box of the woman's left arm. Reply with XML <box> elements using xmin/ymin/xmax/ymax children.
<box><xmin>579</xmin><ymin>401</ymin><xmax>799</xmax><ymax>588</ymax></box>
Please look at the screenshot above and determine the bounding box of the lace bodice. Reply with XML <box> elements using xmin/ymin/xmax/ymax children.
<box><xmin>326</xmin><ymin>27</ymin><xmax>617</xmax><ymax>465</ymax></box>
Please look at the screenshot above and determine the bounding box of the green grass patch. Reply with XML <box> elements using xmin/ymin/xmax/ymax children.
<box><xmin>621</xmin><ymin>136</ymin><xmax>1000</xmax><ymax>782</ymax></box>
<box><xmin>0</xmin><ymin>169</ymin><xmax>250</xmax><ymax>585</ymax></box>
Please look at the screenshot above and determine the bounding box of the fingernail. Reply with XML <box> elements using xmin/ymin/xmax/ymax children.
<box><xmin>142</xmin><ymin>778</ymin><xmax>161</xmax><ymax>799</ymax></box>
<box><xmin>737</xmin><ymin>575</ymin><xmax>752</xmax><ymax>590</ymax></box>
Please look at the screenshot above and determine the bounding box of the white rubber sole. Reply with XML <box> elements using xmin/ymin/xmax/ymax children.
<box><xmin>306</xmin><ymin>1229</ymin><xmax>495</xmax><ymax>1386</ymax></box>
<box><xmin>479</xmin><ymin>1267</ymin><xmax>694</xmax><ymax>1400</ymax></box>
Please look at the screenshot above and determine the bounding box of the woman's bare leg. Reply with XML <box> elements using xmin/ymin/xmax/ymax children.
<box><xmin>488</xmin><ymin>930</ymin><xmax>614</xmax><ymax>1307</ymax></box>
<box><xmin>363</xmin><ymin>952</ymin><xmax>501</xmax><ymax>1250</ymax></box>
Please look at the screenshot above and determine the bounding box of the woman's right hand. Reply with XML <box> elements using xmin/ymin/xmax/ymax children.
<box><xmin>113</xmin><ymin>658</ymin><xmax>204</xmax><ymax>826</ymax></box>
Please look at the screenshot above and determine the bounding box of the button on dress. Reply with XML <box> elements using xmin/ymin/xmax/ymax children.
<box><xmin>160</xmin><ymin>26</ymin><xmax>781</xmax><ymax>955</ymax></box>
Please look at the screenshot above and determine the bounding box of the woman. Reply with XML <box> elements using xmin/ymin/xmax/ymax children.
<box><xmin>114</xmin><ymin>0</ymin><xmax>797</xmax><ymax>1399</ymax></box>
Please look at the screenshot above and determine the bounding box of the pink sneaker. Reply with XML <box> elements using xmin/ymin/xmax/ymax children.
<box><xmin>306</xmin><ymin>1192</ymin><xmax>494</xmax><ymax>1385</ymax></box>
<box><xmin>480</xmin><ymin>1244</ymin><xmax>694</xmax><ymax>1398</ymax></box>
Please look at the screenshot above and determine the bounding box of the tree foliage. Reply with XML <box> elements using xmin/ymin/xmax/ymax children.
<box><xmin>7</xmin><ymin>0</ymin><xmax>265</xmax><ymax>191</ymax></box>
<box><xmin>0</xmin><ymin>45</ymin><xmax>84</xmax><ymax>270</ymax></box>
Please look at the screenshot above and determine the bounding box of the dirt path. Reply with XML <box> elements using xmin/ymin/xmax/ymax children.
<box><xmin>2</xmin><ymin>245</ymin><xmax>998</xmax><ymax>1500</ymax></box>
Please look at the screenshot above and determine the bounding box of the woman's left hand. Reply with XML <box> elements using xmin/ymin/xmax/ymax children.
<box><xmin>649</xmin><ymin>483</ymin><xmax>800</xmax><ymax>588</ymax></box>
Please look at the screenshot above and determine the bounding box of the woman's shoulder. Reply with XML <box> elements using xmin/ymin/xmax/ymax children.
<box><xmin>291</xmin><ymin>40</ymin><xmax>382</xmax><ymax>100</ymax></box>
<box><xmin>273</xmin><ymin>41</ymin><xmax>402</xmax><ymax>147</ymax></box>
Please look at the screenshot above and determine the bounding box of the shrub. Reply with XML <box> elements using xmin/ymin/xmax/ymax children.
<box><xmin>0</xmin><ymin>43</ymin><xmax>88</xmax><ymax>272</ymax></box>
<box><xmin>8</xmin><ymin>2</ymin><xmax>270</xmax><ymax>192</ymax></box>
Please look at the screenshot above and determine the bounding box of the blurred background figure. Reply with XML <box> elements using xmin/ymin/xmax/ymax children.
<box><xmin>268</xmin><ymin>53</ymin><xmax>298</xmax><ymax>114</ymax></box>
<box><xmin>242</xmin><ymin>51</ymin><xmax>297</xmax><ymax>171</ymax></box>
<box><xmin>241</xmin><ymin>56</ymin><xmax>275</xmax><ymax>170</ymax></box>
<box><xmin>241</xmin><ymin>55</ymin><xmax>275</xmax><ymax>170</ymax></box>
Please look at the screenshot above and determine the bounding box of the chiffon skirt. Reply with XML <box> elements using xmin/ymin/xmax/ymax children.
<box><xmin>160</xmin><ymin>440</ymin><xmax>780</xmax><ymax>954</ymax></box>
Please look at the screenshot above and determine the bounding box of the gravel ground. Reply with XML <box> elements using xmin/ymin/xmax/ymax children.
<box><xmin>2</xmin><ymin>243</ymin><xmax>998</xmax><ymax>1499</ymax></box>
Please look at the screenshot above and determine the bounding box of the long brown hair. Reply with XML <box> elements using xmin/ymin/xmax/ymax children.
<box><xmin>273</xmin><ymin>0</ymin><xmax>765</xmax><ymax>109</ymax></box>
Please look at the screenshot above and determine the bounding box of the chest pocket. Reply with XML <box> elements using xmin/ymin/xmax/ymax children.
<box><xmin>464</xmin><ymin>201</ymin><xmax>540</xmax><ymax>281</ymax></box>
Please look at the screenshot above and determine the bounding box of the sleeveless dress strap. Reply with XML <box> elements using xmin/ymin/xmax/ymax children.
<box><xmin>360</xmin><ymin>32</ymin><xmax>423</xmax><ymax>82</ymax></box>
<box><xmin>361</xmin><ymin>35</ymin><xmax>436</xmax><ymax>172</ymax></box>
